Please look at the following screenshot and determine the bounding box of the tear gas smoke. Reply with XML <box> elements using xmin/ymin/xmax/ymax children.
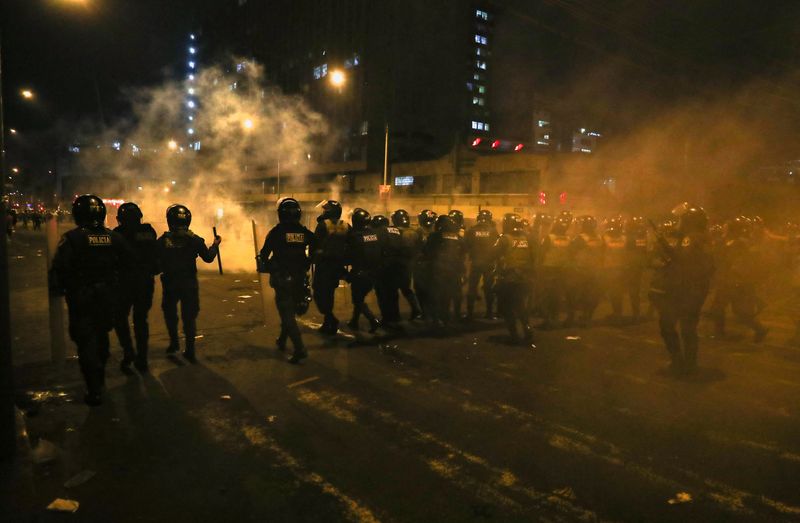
<box><xmin>75</xmin><ymin>59</ymin><xmax>328</xmax><ymax>271</ymax></box>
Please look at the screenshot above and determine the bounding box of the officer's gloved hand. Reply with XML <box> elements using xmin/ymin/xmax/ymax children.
<box><xmin>213</xmin><ymin>235</ymin><xmax>222</xmax><ymax>246</ymax></box>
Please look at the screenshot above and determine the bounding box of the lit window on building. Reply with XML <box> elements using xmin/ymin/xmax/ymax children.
<box><xmin>476</xmin><ymin>9</ymin><xmax>489</xmax><ymax>20</ymax></box>
<box><xmin>473</xmin><ymin>73</ymin><xmax>484</xmax><ymax>81</ymax></box>
<box><xmin>68</xmin><ymin>145</ymin><xmax>80</xmax><ymax>154</ymax></box>
<box><xmin>476</xmin><ymin>60</ymin><xmax>487</xmax><ymax>70</ymax></box>
<box><xmin>394</xmin><ymin>176</ymin><xmax>414</xmax><ymax>186</ymax></box>
<box><xmin>543</xmin><ymin>134</ymin><xmax>550</xmax><ymax>140</ymax></box>
<box><xmin>466</xmin><ymin>82</ymin><xmax>473</xmax><ymax>91</ymax></box>
<box><xmin>474</xmin><ymin>34</ymin><xmax>488</xmax><ymax>45</ymax></box>
<box><xmin>538</xmin><ymin>120</ymin><xmax>549</xmax><ymax>127</ymax></box>
<box><xmin>313</xmin><ymin>63</ymin><xmax>329</xmax><ymax>80</ymax></box>
<box><xmin>112</xmin><ymin>141</ymin><xmax>121</xmax><ymax>151</ymax></box>
<box><xmin>360</xmin><ymin>120</ymin><xmax>369</xmax><ymax>136</ymax></box>
<box><xmin>478</xmin><ymin>85</ymin><xmax>485</xmax><ymax>94</ymax></box>
<box><xmin>484</xmin><ymin>123</ymin><xmax>490</xmax><ymax>131</ymax></box>
<box><xmin>236</xmin><ymin>62</ymin><xmax>247</xmax><ymax>72</ymax></box>
<box><xmin>472</xmin><ymin>97</ymin><xmax>485</xmax><ymax>106</ymax></box>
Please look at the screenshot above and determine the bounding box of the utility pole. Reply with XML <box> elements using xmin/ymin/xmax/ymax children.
<box><xmin>383</xmin><ymin>124</ymin><xmax>389</xmax><ymax>186</ymax></box>
<box><xmin>0</xmin><ymin>29</ymin><xmax>17</xmax><ymax>460</ymax></box>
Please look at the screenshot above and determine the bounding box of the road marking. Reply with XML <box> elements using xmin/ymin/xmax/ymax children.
<box><xmin>287</xmin><ymin>376</ymin><xmax>320</xmax><ymax>389</ymax></box>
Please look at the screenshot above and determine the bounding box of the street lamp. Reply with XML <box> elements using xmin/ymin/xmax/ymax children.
<box><xmin>8</xmin><ymin>129</ymin><xmax>16</xmax><ymax>135</ymax></box>
<box><xmin>20</xmin><ymin>89</ymin><xmax>34</xmax><ymax>100</ymax></box>
<box><xmin>167</xmin><ymin>139</ymin><xmax>178</xmax><ymax>151</ymax></box>
<box><xmin>242</xmin><ymin>118</ymin><xmax>254</xmax><ymax>131</ymax></box>
<box><xmin>329</xmin><ymin>69</ymin><xmax>346</xmax><ymax>88</ymax></box>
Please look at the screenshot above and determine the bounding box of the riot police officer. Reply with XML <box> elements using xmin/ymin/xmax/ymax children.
<box><xmin>259</xmin><ymin>198</ymin><xmax>316</xmax><ymax>363</ymax></box>
<box><xmin>493</xmin><ymin>214</ymin><xmax>536</xmax><ymax>343</ymax></box>
<box><xmin>624</xmin><ymin>216</ymin><xmax>648</xmax><ymax>322</ymax></box>
<box><xmin>448</xmin><ymin>209</ymin><xmax>467</xmax><ymax>319</ymax></box>
<box><xmin>157</xmin><ymin>204</ymin><xmax>221</xmax><ymax>363</ymax></box>
<box><xmin>569</xmin><ymin>215</ymin><xmax>604</xmax><ymax>326</ymax></box>
<box><xmin>602</xmin><ymin>216</ymin><xmax>627</xmax><ymax>322</ymax></box>
<box><xmin>371</xmin><ymin>215</ymin><xmax>403</xmax><ymax>325</ymax></box>
<box><xmin>649</xmin><ymin>203</ymin><xmax>714</xmax><ymax>375</ymax></box>
<box><xmin>113</xmin><ymin>202</ymin><xmax>158</xmax><ymax>373</ymax></box>
<box><xmin>392</xmin><ymin>209</ymin><xmax>423</xmax><ymax>320</ymax></box>
<box><xmin>709</xmin><ymin>216</ymin><xmax>768</xmax><ymax>342</ymax></box>
<box><xmin>346</xmin><ymin>208</ymin><xmax>382</xmax><ymax>332</ymax></box>
<box><xmin>312</xmin><ymin>200</ymin><xmax>350</xmax><ymax>335</ymax></box>
<box><xmin>424</xmin><ymin>215</ymin><xmax>465</xmax><ymax>326</ymax></box>
<box><xmin>50</xmin><ymin>195</ymin><xmax>131</xmax><ymax>406</ymax></box>
<box><xmin>538</xmin><ymin>214</ymin><xmax>573</xmax><ymax>328</ymax></box>
<box><xmin>465</xmin><ymin>209</ymin><xmax>499</xmax><ymax>320</ymax></box>
<box><xmin>414</xmin><ymin>210</ymin><xmax>437</xmax><ymax>320</ymax></box>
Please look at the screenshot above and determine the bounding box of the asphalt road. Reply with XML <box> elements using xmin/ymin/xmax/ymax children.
<box><xmin>4</xmin><ymin>228</ymin><xmax>800</xmax><ymax>522</ymax></box>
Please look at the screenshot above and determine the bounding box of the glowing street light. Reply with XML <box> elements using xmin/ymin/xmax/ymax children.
<box><xmin>9</xmin><ymin>129</ymin><xmax>17</xmax><ymax>135</ymax></box>
<box><xmin>242</xmin><ymin>118</ymin><xmax>254</xmax><ymax>131</ymax></box>
<box><xmin>11</xmin><ymin>168</ymin><xmax>19</xmax><ymax>174</ymax></box>
<box><xmin>20</xmin><ymin>89</ymin><xmax>34</xmax><ymax>100</ymax></box>
<box><xmin>167</xmin><ymin>140</ymin><xmax>178</xmax><ymax>150</ymax></box>
<box><xmin>329</xmin><ymin>69</ymin><xmax>346</xmax><ymax>88</ymax></box>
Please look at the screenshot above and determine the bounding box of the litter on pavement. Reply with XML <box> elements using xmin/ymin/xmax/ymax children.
<box><xmin>46</xmin><ymin>498</ymin><xmax>80</xmax><ymax>513</ymax></box>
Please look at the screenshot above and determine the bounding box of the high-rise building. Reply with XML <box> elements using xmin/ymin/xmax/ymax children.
<box><xmin>205</xmin><ymin>0</ymin><xmax>498</xmax><ymax>169</ymax></box>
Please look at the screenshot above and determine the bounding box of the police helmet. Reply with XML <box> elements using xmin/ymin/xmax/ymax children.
<box><xmin>625</xmin><ymin>216</ymin><xmax>645</xmax><ymax>235</ymax></box>
<box><xmin>502</xmin><ymin>213</ymin><xmax>521</xmax><ymax>234</ymax></box>
<box><xmin>605</xmin><ymin>215</ymin><xmax>623</xmax><ymax>234</ymax></box>
<box><xmin>72</xmin><ymin>194</ymin><xmax>106</xmax><ymax>228</ymax></box>
<box><xmin>166</xmin><ymin>204</ymin><xmax>192</xmax><ymax>231</ymax></box>
<box><xmin>476</xmin><ymin>209</ymin><xmax>493</xmax><ymax>224</ymax></box>
<box><xmin>371</xmin><ymin>215</ymin><xmax>389</xmax><ymax>228</ymax></box>
<box><xmin>577</xmin><ymin>215</ymin><xmax>597</xmax><ymax>234</ymax></box>
<box><xmin>726</xmin><ymin>216</ymin><xmax>750</xmax><ymax>238</ymax></box>
<box><xmin>418</xmin><ymin>209</ymin><xmax>437</xmax><ymax>228</ymax></box>
<box><xmin>277</xmin><ymin>198</ymin><xmax>302</xmax><ymax>224</ymax></box>
<box><xmin>351</xmin><ymin>208</ymin><xmax>371</xmax><ymax>229</ymax></box>
<box><xmin>448</xmin><ymin>209</ymin><xmax>464</xmax><ymax>228</ymax></box>
<box><xmin>658</xmin><ymin>219</ymin><xmax>679</xmax><ymax>237</ymax></box>
<box><xmin>675</xmin><ymin>203</ymin><xmax>708</xmax><ymax>235</ymax></box>
<box><xmin>391</xmin><ymin>209</ymin><xmax>410</xmax><ymax>228</ymax></box>
<box><xmin>551</xmin><ymin>216</ymin><xmax>571</xmax><ymax>235</ymax></box>
<box><xmin>435</xmin><ymin>214</ymin><xmax>453</xmax><ymax>232</ymax></box>
<box><xmin>117</xmin><ymin>202</ymin><xmax>143</xmax><ymax>225</ymax></box>
<box><xmin>320</xmin><ymin>200</ymin><xmax>342</xmax><ymax>220</ymax></box>
<box><xmin>533</xmin><ymin>213</ymin><xmax>553</xmax><ymax>229</ymax></box>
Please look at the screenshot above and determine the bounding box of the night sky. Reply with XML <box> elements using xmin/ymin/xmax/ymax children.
<box><xmin>3</xmin><ymin>0</ymin><xmax>800</xmax><ymax>163</ymax></box>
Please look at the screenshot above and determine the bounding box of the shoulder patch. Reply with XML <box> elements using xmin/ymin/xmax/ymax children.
<box><xmin>363</xmin><ymin>234</ymin><xmax>379</xmax><ymax>242</ymax></box>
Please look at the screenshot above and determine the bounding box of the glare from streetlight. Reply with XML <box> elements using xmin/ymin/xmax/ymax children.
<box><xmin>21</xmin><ymin>90</ymin><xmax>34</xmax><ymax>100</ymax></box>
<box><xmin>242</xmin><ymin>118</ymin><xmax>254</xmax><ymax>131</ymax></box>
<box><xmin>9</xmin><ymin>129</ymin><xmax>17</xmax><ymax>135</ymax></box>
<box><xmin>329</xmin><ymin>69</ymin><xmax>346</xmax><ymax>88</ymax></box>
<box><xmin>11</xmin><ymin>168</ymin><xmax>19</xmax><ymax>174</ymax></box>
<box><xmin>167</xmin><ymin>140</ymin><xmax>178</xmax><ymax>150</ymax></box>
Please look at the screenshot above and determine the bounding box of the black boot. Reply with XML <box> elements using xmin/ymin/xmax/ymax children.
<box><xmin>120</xmin><ymin>344</ymin><xmax>136</xmax><ymax>374</ymax></box>
<box><xmin>182</xmin><ymin>337</ymin><xmax>197</xmax><ymax>363</ymax></box>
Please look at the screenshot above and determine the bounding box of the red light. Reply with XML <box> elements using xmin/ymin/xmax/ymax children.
<box><xmin>471</xmin><ymin>138</ymin><xmax>482</xmax><ymax>147</ymax></box>
<box><xmin>491</xmin><ymin>140</ymin><xmax>500</xmax><ymax>149</ymax></box>
<box><xmin>539</xmin><ymin>191</ymin><xmax>547</xmax><ymax>205</ymax></box>
<box><xmin>514</xmin><ymin>143</ymin><xmax>524</xmax><ymax>152</ymax></box>
<box><xmin>560</xmin><ymin>192</ymin><xmax>567</xmax><ymax>204</ymax></box>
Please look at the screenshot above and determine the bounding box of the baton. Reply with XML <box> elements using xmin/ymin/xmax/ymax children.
<box><xmin>213</xmin><ymin>226</ymin><xmax>223</xmax><ymax>275</ymax></box>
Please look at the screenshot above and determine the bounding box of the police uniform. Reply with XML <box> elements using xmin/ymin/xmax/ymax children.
<box><xmin>710</xmin><ymin>235</ymin><xmax>767</xmax><ymax>341</ymax></box>
<box><xmin>493</xmin><ymin>226</ymin><xmax>536</xmax><ymax>341</ymax></box>
<box><xmin>602</xmin><ymin>230</ymin><xmax>627</xmax><ymax>320</ymax></box>
<box><xmin>414</xmin><ymin>221</ymin><xmax>435</xmax><ymax>320</ymax></box>
<box><xmin>51</xmin><ymin>217</ymin><xmax>130</xmax><ymax>404</ymax></box>
<box><xmin>260</xmin><ymin>221</ymin><xmax>315</xmax><ymax>358</ymax></box>
<box><xmin>346</xmin><ymin>224</ymin><xmax>383</xmax><ymax>331</ymax></box>
<box><xmin>650</xmin><ymin>206</ymin><xmax>714</xmax><ymax>374</ymax></box>
<box><xmin>425</xmin><ymin>225</ymin><xmax>465</xmax><ymax>325</ymax></box>
<box><xmin>113</xmin><ymin>221</ymin><xmax>158</xmax><ymax>370</ymax></box>
<box><xmin>313</xmin><ymin>217</ymin><xmax>350</xmax><ymax>333</ymax></box>
<box><xmin>569</xmin><ymin>231</ymin><xmax>604</xmax><ymax>325</ymax></box>
<box><xmin>624</xmin><ymin>231</ymin><xmax>648</xmax><ymax>321</ymax></box>
<box><xmin>157</xmin><ymin>230</ymin><xmax>218</xmax><ymax>357</ymax></box>
<box><xmin>466</xmin><ymin>221</ymin><xmax>499</xmax><ymax>319</ymax></box>
<box><xmin>397</xmin><ymin>224</ymin><xmax>423</xmax><ymax>319</ymax></box>
<box><xmin>375</xmin><ymin>223</ymin><xmax>405</xmax><ymax>324</ymax></box>
<box><xmin>538</xmin><ymin>231</ymin><xmax>572</xmax><ymax>327</ymax></box>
